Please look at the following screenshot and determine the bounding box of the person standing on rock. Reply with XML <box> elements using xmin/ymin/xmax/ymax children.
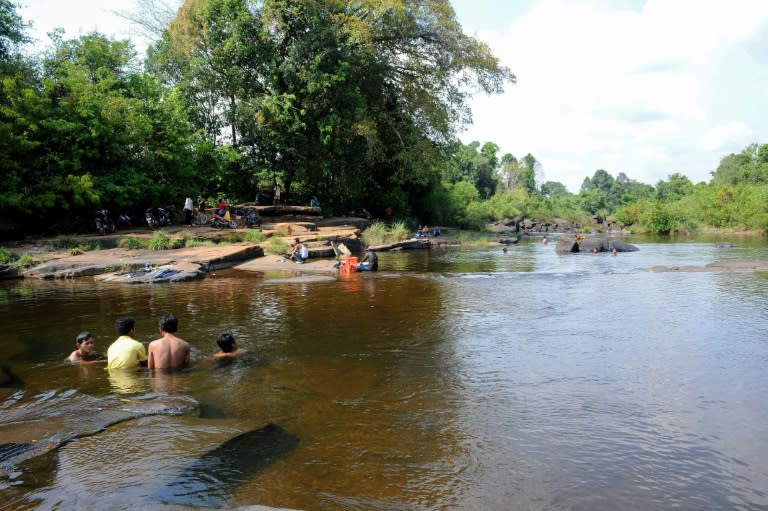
<box><xmin>183</xmin><ymin>197</ymin><xmax>194</xmax><ymax>226</ymax></box>
<box><xmin>147</xmin><ymin>313</ymin><xmax>190</xmax><ymax>370</ymax></box>
<box><xmin>107</xmin><ymin>317</ymin><xmax>147</xmax><ymax>369</ymax></box>
<box><xmin>273</xmin><ymin>183</ymin><xmax>281</xmax><ymax>205</ymax></box>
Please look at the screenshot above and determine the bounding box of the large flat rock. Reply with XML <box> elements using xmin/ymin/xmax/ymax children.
<box><xmin>23</xmin><ymin>244</ymin><xmax>264</xmax><ymax>280</ymax></box>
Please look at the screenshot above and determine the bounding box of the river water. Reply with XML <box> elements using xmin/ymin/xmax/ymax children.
<box><xmin>1</xmin><ymin>234</ymin><xmax>768</xmax><ymax>510</ymax></box>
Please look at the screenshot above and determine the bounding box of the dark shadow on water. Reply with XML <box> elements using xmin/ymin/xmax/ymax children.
<box><xmin>197</xmin><ymin>403</ymin><xmax>228</xmax><ymax>419</ymax></box>
<box><xmin>153</xmin><ymin>423</ymin><xmax>299</xmax><ymax>507</ymax></box>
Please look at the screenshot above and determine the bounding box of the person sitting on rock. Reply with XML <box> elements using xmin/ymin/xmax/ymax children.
<box><xmin>288</xmin><ymin>238</ymin><xmax>309</xmax><ymax>263</ymax></box>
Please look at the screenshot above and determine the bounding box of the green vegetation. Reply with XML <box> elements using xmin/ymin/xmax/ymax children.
<box><xmin>147</xmin><ymin>231</ymin><xmax>174</xmax><ymax>251</ymax></box>
<box><xmin>70</xmin><ymin>241</ymin><xmax>103</xmax><ymax>255</ymax></box>
<box><xmin>117</xmin><ymin>236</ymin><xmax>147</xmax><ymax>249</ymax></box>
<box><xmin>242</xmin><ymin>230</ymin><xmax>266</xmax><ymax>244</ymax></box>
<box><xmin>0</xmin><ymin>247</ymin><xmax>18</xmax><ymax>265</ymax></box>
<box><xmin>264</xmin><ymin>237</ymin><xmax>290</xmax><ymax>256</ymax></box>
<box><xmin>361</xmin><ymin>221</ymin><xmax>411</xmax><ymax>247</ymax></box>
<box><xmin>0</xmin><ymin>1</ymin><xmax>766</xmax><ymax>238</ymax></box>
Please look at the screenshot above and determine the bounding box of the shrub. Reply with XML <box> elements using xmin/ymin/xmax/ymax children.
<box><xmin>244</xmin><ymin>230</ymin><xmax>266</xmax><ymax>243</ymax></box>
<box><xmin>265</xmin><ymin>237</ymin><xmax>290</xmax><ymax>255</ymax></box>
<box><xmin>0</xmin><ymin>247</ymin><xmax>19</xmax><ymax>265</ymax></box>
<box><xmin>118</xmin><ymin>236</ymin><xmax>146</xmax><ymax>249</ymax></box>
<box><xmin>12</xmin><ymin>254</ymin><xmax>35</xmax><ymax>271</ymax></box>
<box><xmin>147</xmin><ymin>231</ymin><xmax>174</xmax><ymax>251</ymax></box>
<box><xmin>361</xmin><ymin>220</ymin><xmax>412</xmax><ymax>246</ymax></box>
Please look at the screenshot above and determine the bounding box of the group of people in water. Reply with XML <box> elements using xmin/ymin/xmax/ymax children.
<box><xmin>66</xmin><ymin>314</ymin><xmax>245</xmax><ymax>370</ymax></box>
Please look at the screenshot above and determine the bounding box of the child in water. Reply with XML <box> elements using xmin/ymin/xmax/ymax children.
<box><xmin>66</xmin><ymin>331</ymin><xmax>105</xmax><ymax>363</ymax></box>
<box><xmin>214</xmin><ymin>331</ymin><xmax>246</xmax><ymax>359</ymax></box>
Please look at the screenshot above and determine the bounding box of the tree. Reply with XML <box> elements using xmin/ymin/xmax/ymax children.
<box><xmin>655</xmin><ymin>173</ymin><xmax>694</xmax><ymax>202</ymax></box>
<box><xmin>0</xmin><ymin>30</ymin><xmax>208</xmax><ymax>231</ymax></box>
<box><xmin>520</xmin><ymin>153</ymin><xmax>538</xmax><ymax>195</ymax></box>
<box><xmin>0</xmin><ymin>0</ymin><xmax>28</xmax><ymax>66</ymax></box>
<box><xmin>149</xmin><ymin>0</ymin><xmax>514</xmax><ymax>214</ymax></box>
<box><xmin>540</xmin><ymin>181</ymin><xmax>568</xmax><ymax>198</ymax></box>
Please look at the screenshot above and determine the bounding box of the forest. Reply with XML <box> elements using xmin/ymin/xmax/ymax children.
<box><xmin>1</xmin><ymin>0</ymin><xmax>767</xmax><ymax>237</ymax></box>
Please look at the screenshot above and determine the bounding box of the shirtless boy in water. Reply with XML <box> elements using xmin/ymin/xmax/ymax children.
<box><xmin>214</xmin><ymin>331</ymin><xmax>246</xmax><ymax>359</ymax></box>
<box><xmin>147</xmin><ymin>313</ymin><xmax>191</xmax><ymax>370</ymax></box>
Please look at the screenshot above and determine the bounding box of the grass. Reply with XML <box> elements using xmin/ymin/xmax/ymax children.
<box><xmin>0</xmin><ymin>247</ymin><xmax>18</xmax><ymax>265</ymax></box>
<box><xmin>70</xmin><ymin>241</ymin><xmax>102</xmax><ymax>255</ymax></box>
<box><xmin>12</xmin><ymin>254</ymin><xmax>35</xmax><ymax>271</ymax></box>
<box><xmin>117</xmin><ymin>236</ymin><xmax>147</xmax><ymax>249</ymax></box>
<box><xmin>243</xmin><ymin>230</ymin><xmax>266</xmax><ymax>243</ymax></box>
<box><xmin>147</xmin><ymin>231</ymin><xmax>174</xmax><ymax>251</ymax></box>
<box><xmin>264</xmin><ymin>237</ymin><xmax>290</xmax><ymax>255</ymax></box>
<box><xmin>361</xmin><ymin>220</ymin><xmax>411</xmax><ymax>247</ymax></box>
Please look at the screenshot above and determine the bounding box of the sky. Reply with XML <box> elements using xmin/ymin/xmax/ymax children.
<box><xmin>18</xmin><ymin>0</ymin><xmax>768</xmax><ymax>192</ymax></box>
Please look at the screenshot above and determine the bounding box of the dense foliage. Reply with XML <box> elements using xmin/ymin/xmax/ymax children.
<box><xmin>0</xmin><ymin>0</ymin><xmax>765</xmax><ymax>236</ymax></box>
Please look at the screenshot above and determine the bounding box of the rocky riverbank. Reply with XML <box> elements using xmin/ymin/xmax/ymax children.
<box><xmin>1</xmin><ymin>217</ymin><xmax>371</xmax><ymax>282</ymax></box>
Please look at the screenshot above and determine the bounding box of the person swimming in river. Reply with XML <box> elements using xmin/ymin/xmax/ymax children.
<box><xmin>214</xmin><ymin>331</ymin><xmax>246</xmax><ymax>359</ymax></box>
<box><xmin>66</xmin><ymin>331</ymin><xmax>105</xmax><ymax>363</ymax></box>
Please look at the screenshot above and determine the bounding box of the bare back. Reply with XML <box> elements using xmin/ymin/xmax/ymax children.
<box><xmin>148</xmin><ymin>333</ymin><xmax>191</xmax><ymax>370</ymax></box>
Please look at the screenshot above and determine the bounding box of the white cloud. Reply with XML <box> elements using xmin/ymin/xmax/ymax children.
<box><xmin>20</xmin><ymin>0</ymin><xmax>155</xmax><ymax>55</ymax></box>
<box><xmin>459</xmin><ymin>0</ymin><xmax>768</xmax><ymax>192</ymax></box>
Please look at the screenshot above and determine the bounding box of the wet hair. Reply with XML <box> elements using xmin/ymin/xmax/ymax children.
<box><xmin>115</xmin><ymin>317</ymin><xmax>135</xmax><ymax>335</ymax></box>
<box><xmin>217</xmin><ymin>331</ymin><xmax>237</xmax><ymax>353</ymax></box>
<box><xmin>76</xmin><ymin>331</ymin><xmax>92</xmax><ymax>345</ymax></box>
<box><xmin>159</xmin><ymin>313</ymin><xmax>178</xmax><ymax>333</ymax></box>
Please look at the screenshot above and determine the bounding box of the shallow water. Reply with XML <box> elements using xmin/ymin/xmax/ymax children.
<box><xmin>1</xmin><ymin>234</ymin><xmax>768</xmax><ymax>510</ymax></box>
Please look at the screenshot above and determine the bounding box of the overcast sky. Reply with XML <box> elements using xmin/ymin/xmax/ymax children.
<box><xmin>19</xmin><ymin>0</ymin><xmax>768</xmax><ymax>192</ymax></box>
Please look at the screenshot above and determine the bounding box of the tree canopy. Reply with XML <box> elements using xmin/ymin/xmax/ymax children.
<box><xmin>1</xmin><ymin>0</ymin><xmax>767</xmax><ymax>237</ymax></box>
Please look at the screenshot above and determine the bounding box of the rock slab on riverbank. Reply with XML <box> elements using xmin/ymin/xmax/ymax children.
<box><xmin>23</xmin><ymin>244</ymin><xmax>264</xmax><ymax>281</ymax></box>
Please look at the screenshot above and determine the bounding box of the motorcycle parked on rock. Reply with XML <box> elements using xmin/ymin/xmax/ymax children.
<box><xmin>210</xmin><ymin>209</ymin><xmax>238</xmax><ymax>229</ymax></box>
<box><xmin>116</xmin><ymin>213</ymin><xmax>132</xmax><ymax>229</ymax></box>
<box><xmin>235</xmin><ymin>207</ymin><xmax>261</xmax><ymax>228</ymax></box>
<box><xmin>95</xmin><ymin>209</ymin><xmax>116</xmax><ymax>235</ymax></box>
<box><xmin>145</xmin><ymin>207</ymin><xmax>172</xmax><ymax>229</ymax></box>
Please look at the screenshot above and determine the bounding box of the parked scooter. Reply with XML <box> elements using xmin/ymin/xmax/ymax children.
<box><xmin>210</xmin><ymin>209</ymin><xmax>238</xmax><ymax>229</ymax></box>
<box><xmin>95</xmin><ymin>209</ymin><xmax>116</xmax><ymax>235</ymax></box>
<box><xmin>116</xmin><ymin>213</ymin><xmax>132</xmax><ymax>229</ymax></box>
<box><xmin>235</xmin><ymin>207</ymin><xmax>261</xmax><ymax>228</ymax></box>
<box><xmin>145</xmin><ymin>207</ymin><xmax>172</xmax><ymax>228</ymax></box>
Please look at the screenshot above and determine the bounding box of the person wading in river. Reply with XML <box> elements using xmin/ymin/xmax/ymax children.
<box><xmin>147</xmin><ymin>313</ymin><xmax>191</xmax><ymax>370</ymax></box>
<box><xmin>107</xmin><ymin>317</ymin><xmax>147</xmax><ymax>370</ymax></box>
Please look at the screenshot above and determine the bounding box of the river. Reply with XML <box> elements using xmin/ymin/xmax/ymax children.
<box><xmin>1</xmin><ymin>234</ymin><xmax>767</xmax><ymax>510</ymax></box>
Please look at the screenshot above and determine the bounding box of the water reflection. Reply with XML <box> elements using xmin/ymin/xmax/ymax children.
<box><xmin>1</xmin><ymin>237</ymin><xmax>768</xmax><ymax>510</ymax></box>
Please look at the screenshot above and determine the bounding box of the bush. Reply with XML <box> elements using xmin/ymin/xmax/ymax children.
<box><xmin>0</xmin><ymin>247</ymin><xmax>19</xmax><ymax>265</ymax></box>
<box><xmin>147</xmin><ymin>231</ymin><xmax>174</xmax><ymax>250</ymax></box>
<box><xmin>70</xmin><ymin>241</ymin><xmax>103</xmax><ymax>255</ymax></box>
<box><xmin>12</xmin><ymin>254</ymin><xmax>35</xmax><ymax>271</ymax></box>
<box><xmin>264</xmin><ymin>237</ymin><xmax>290</xmax><ymax>255</ymax></box>
<box><xmin>361</xmin><ymin>220</ymin><xmax>411</xmax><ymax>246</ymax></box>
<box><xmin>243</xmin><ymin>230</ymin><xmax>266</xmax><ymax>243</ymax></box>
<box><xmin>118</xmin><ymin>236</ymin><xmax>147</xmax><ymax>249</ymax></box>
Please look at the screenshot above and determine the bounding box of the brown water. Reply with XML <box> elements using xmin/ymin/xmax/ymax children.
<box><xmin>2</xmin><ymin>238</ymin><xmax>768</xmax><ymax>510</ymax></box>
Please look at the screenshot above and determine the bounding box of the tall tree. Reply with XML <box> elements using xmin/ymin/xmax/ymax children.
<box><xmin>149</xmin><ymin>0</ymin><xmax>513</xmax><ymax>214</ymax></box>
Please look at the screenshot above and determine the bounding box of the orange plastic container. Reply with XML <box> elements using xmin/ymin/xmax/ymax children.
<box><xmin>346</xmin><ymin>256</ymin><xmax>359</xmax><ymax>272</ymax></box>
